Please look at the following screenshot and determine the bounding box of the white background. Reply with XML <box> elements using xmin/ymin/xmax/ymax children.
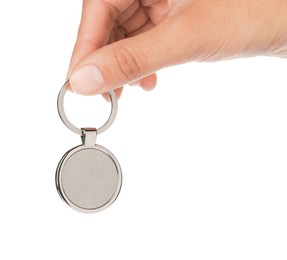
<box><xmin>0</xmin><ymin>1</ymin><xmax>286</xmax><ymax>259</ymax></box>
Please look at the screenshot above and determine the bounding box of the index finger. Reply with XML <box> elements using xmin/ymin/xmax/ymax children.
<box><xmin>67</xmin><ymin>0</ymin><xmax>134</xmax><ymax>77</ymax></box>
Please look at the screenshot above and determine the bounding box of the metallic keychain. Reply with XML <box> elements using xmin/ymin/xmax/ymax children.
<box><xmin>56</xmin><ymin>80</ymin><xmax>122</xmax><ymax>213</ymax></box>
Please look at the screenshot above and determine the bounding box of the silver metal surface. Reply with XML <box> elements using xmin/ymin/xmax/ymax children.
<box><xmin>56</xmin><ymin>128</ymin><xmax>122</xmax><ymax>213</ymax></box>
<box><xmin>81</xmin><ymin>128</ymin><xmax>97</xmax><ymax>146</ymax></box>
<box><xmin>56</xmin><ymin>82</ymin><xmax>121</xmax><ymax>213</ymax></box>
<box><xmin>57</xmin><ymin>80</ymin><xmax>118</xmax><ymax>135</ymax></box>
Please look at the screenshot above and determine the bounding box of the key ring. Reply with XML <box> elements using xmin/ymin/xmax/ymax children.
<box><xmin>57</xmin><ymin>80</ymin><xmax>118</xmax><ymax>135</ymax></box>
<box><xmin>56</xmin><ymin>80</ymin><xmax>122</xmax><ymax>214</ymax></box>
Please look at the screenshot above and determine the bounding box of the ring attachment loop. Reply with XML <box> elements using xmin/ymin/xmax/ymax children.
<box><xmin>57</xmin><ymin>80</ymin><xmax>118</xmax><ymax>135</ymax></box>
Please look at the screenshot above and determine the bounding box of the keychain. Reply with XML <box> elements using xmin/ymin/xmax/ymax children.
<box><xmin>55</xmin><ymin>80</ymin><xmax>122</xmax><ymax>213</ymax></box>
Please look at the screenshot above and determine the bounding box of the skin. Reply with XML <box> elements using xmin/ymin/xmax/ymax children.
<box><xmin>67</xmin><ymin>0</ymin><xmax>287</xmax><ymax>98</ymax></box>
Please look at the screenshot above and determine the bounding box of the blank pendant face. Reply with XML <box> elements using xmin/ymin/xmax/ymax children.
<box><xmin>56</xmin><ymin>145</ymin><xmax>122</xmax><ymax>213</ymax></box>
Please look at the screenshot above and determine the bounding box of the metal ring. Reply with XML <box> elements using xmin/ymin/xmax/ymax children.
<box><xmin>57</xmin><ymin>80</ymin><xmax>117</xmax><ymax>135</ymax></box>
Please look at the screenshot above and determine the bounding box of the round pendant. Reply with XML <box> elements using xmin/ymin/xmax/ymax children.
<box><xmin>56</xmin><ymin>145</ymin><xmax>122</xmax><ymax>213</ymax></box>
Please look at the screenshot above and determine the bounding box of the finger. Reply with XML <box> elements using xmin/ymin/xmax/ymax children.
<box><xmin>115</xmin><ymin>27</ymin><xmax>126</xmax><ymax>41</ymax></box>
<box><xmin>102</xmin><ymin>87</ymin><xmax>123</xmax><ymax>101</ymax></box>
<box><xmin>69</xmin><ymin>18</ymin><xmax>181</xmax><ymax>95</ymax></box>
<box><xmin>108</xmin><ymin>26</ymin><xmax>127</xmax><ymax>44</ymax></box>
<box><xmin>139</xmin><ymin>73</ymin><xmax>157</xmax><ymax>91</ymax></box>
<box><xmin>129</xmin><ymin>73</ymin><xmax>157</xmax><ymax>88</ymax></box>
<box><xmin>68</xmin><ymin>0</ymin><xmax>134</xmax><ymax>78</ymax></box>
<box><xmin>68</xmin><ymin>1</ymin><xmax>114</xmax><ymax>78</ymax></box>
<box><xmin>117</xmin><ymin>0</ymin><xmax>140</xmax><ymax>25</ymax></box>
<box><xmin>119</xmin><ymin>7</ymin><xmax>149</xmax><ymax>34</ymax></box>
<box><xmin>140</xmin><ymin>0</ymin><xmax>158</xmax><ymax>6</ymax></box>
<box><xmin>144</xmin><ymin>0</ymin><xmax>169</xmax><ymax>24</ymax></box>
<box><xmin>107</xmin><ymin>29</ymin><xmax>115</xmax><ymax>44</ymax></box>
<box><xmin>127</xmin><ymin>20</ymin><xmax>154</xmax><ymax>37</ymax></box>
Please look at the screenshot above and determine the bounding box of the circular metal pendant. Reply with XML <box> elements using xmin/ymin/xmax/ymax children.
<box><xmin>56</xmin><ymin>81</ymin><xmax>122</xmax><ymax>214</ymax></box>
<box><xmin>56</xmin><ymin>145</ymin><xmax>122</xmax><ymax>213</ymax></box>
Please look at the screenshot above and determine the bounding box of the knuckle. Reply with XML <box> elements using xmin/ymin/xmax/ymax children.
<box><xmin>113</xmin><ymin>45</ymin><xmax>147</xmax><ymax>81</ymax></box>
<box><xmin>102</xmin><ymin>1</ymin><xmax>120</xmax><ymax>21</ymax></box>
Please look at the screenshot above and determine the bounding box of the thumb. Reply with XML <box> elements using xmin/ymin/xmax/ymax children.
<box><xmin>69</xmin><ymin>19</ymin><xmax>179</xmax><ymax>95</ymax></box>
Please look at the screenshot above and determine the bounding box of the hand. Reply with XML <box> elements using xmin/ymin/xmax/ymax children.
<box><xmin>68</xmin><ymin>0</ymin><xmax>287</xmax><ymax>97</ymax></box>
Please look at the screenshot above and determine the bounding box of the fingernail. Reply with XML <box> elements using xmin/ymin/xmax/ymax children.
<box><xmin>70</xmin><ymin>65</ymin><xmax>105</xmax><ymax>94</ymax></box>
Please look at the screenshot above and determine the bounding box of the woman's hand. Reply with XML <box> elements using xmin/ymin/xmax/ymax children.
<box><xmin>68</xmin><ymin>0</ymin><xmax>287</xmax><ymax>96</ymax></box>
